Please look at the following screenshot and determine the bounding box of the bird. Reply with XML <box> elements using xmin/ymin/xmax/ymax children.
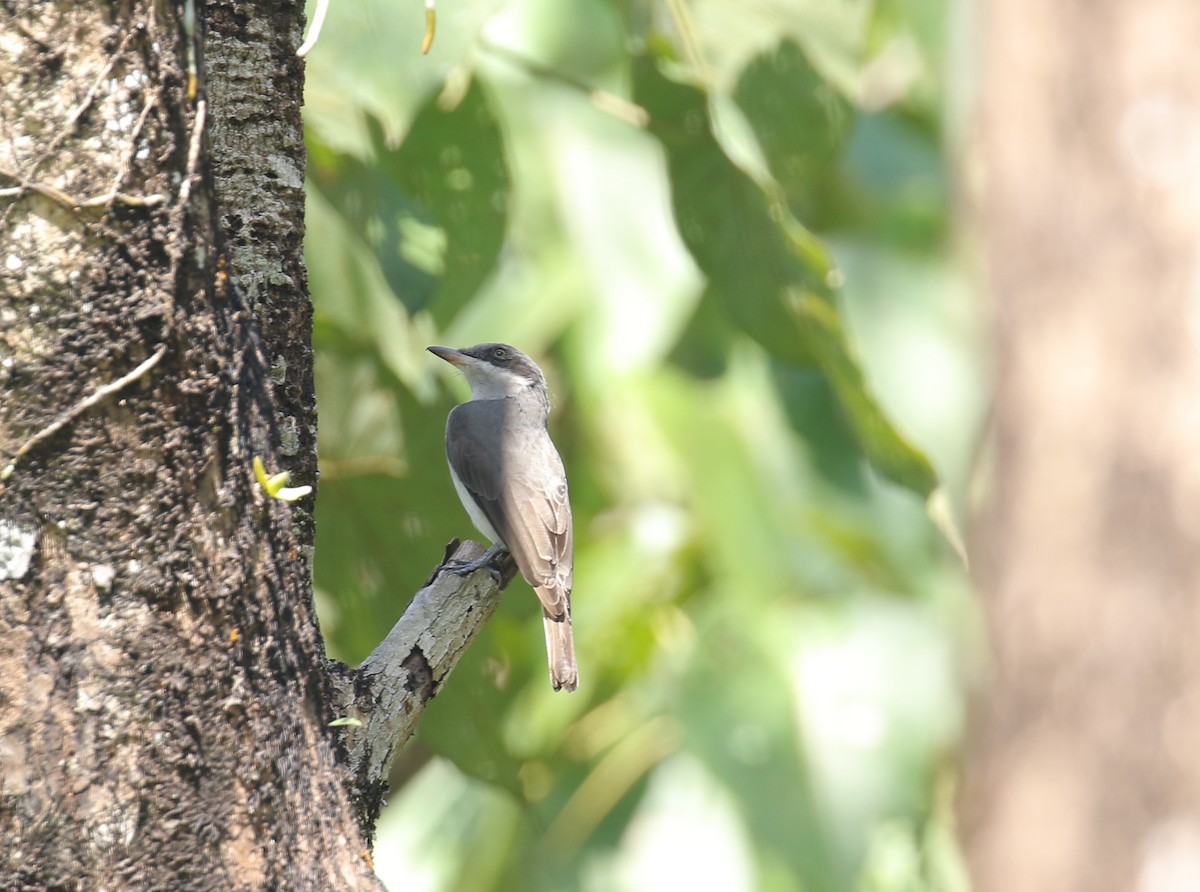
<box><xmin>427</xmin><ymin>343</ymin><xmax>577</xmax><ymax>692</ymax></box>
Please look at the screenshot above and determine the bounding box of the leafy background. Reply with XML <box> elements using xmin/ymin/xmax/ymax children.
<box><xmin>302</xmin><ymin>0</ymin><xmax>985</xmax><ymax>889</ymax></box>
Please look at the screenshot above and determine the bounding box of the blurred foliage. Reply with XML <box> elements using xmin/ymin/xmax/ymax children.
<box><xmin>302</xmin><ymin>0</ymin><xmax>982</xmax><ymax>890</ymax></box>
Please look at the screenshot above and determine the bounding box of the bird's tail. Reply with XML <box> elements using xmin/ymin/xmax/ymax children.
<box><xmin>542</xmin><ymin>607</ymin><xmax>578</xmax><ymax>692</ymax></box>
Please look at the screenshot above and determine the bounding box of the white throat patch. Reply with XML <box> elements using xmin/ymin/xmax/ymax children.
<box><xmin>460</xmin><ymin>356</ymin><xmax>533</xmax><ymax>401</ymax></box>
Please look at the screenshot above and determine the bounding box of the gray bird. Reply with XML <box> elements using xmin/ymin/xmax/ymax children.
<box><xmin>428</xmin><ymin>343</ymin><xmax>577</xmax><ymax>692</ymax></box>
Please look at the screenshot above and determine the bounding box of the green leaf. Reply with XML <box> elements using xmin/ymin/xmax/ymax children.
<box><xmin>792</xmin><ymin>292</ymin><xmax>938</xmax><ymax>496</ymax></box>
<box><xmin>735</xmin><ymin>40</ymin><xmax>852</xmax><ymax>212</ymax></box>
<box><xmin>305</xmin><ymin>181</ymin><xmax>431</xmax><ymax>391</ymax></box>
<box><xmin>634</xmin><ymin>55</ymin><xmax>837</xmax><ymax>366</ymax></box>
<box><xmin>312</xmin><ymin>366</ymin><xmax>456</xmax><ymax>660</ymax></box>
<box><xmin>302</xmin><ymin>0</ymin><xmax>498</xmax><ymax>154</ymax></box>
<box><xmin>680</xmin><ymin>604</ymin><xmax>845</xmax><ymax>891</ymax></box>
<box><xmin>653</xmin><ymin>0</ymin><xmax>871</xmax><ymax>96</ymax></box>
<box><xmin>308</xmin><ymin>77</ymin><xmax>509</xmax><ymax>325</ymax></box>
<box><xmin>841</xmin><ymin>111</ymin><xmax>950</xmax><ymax>251</ymax></box>
<box><xmin>635</xmin><ymin>57</ymin><xmax>938</xmax><ymax>497</ymax></box>
<box><xmin>415</xmin><ymin>632</ymin><xmax>527</xmax><ymax>796</ymax></box>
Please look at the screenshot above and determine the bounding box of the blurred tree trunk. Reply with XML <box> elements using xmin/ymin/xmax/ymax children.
<box><xmin>0</xmin><ymin>2</ymin><xmax>379</xmax><ymax>887</ymax></box>
<box><xmin>965</xmin><ymin>1</ymin><xmax>1200</xmax><ymax>891</ymax></box>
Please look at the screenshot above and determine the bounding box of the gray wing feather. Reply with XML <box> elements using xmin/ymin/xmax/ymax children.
<box><xmin>446</xmin><ymin>401</ymin><xmax>506</xmax><ymax>501</ymax></box>
<box><xmin>446</xmin><ymin>400</ymin><xmax>573</xmax><ymax>617</ymax></box>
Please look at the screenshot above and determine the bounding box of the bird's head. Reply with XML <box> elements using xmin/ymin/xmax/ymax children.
<box><xmin>428</xmin><ymin>343</ymin><xmax>549</xmax><ymax>402</ymax></box>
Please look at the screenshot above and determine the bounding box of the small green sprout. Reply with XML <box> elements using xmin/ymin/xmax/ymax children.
<box><xmin>253</xmin><ymin>456</ymin><xmax>312</xmax><ymax>501</ymax></box>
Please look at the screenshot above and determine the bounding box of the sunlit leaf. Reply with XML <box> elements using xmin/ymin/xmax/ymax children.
<box><xmin>309</xmin><ymin>78</ymin><xmax>509</xmax><ymax>324</ymax></box>
<box><xmin>305</xmin><ymin>181</ymin><xmax>430</xmax><ymax>390</ymax></box>
<box><xmin>634</xmin><ymin>56</ymin><xmax>938</xmax><ymax>497</ymax></box>
<box><xmin>795</xmin><ymin>293</ymin><xmax>938</xmax><ymax>496</ymax></box>
<box><xmin>681</xmin><ymin>603</ymin><xmax>846</xmax><ymax>891</ymax></box>
<box><xmin>302</xmin><ymin>0</ymin><xmax>499</xmax><ymax>152</ymax></box>
<box><xmin>655</xmin><ymin>0</ymin><xmax>871</xmax><ymax>95</ymax></box>
<box><xmin>634</xmin><ymin>55</ymin><xmax>836</xmax><ymax>365</ymax></box>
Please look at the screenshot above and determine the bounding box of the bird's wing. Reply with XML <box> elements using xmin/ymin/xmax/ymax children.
<box><xmin>446</xmin><ymin>400</ymin><xmax>573</xmax><ymax>618</ymax></box>
<box><xmin>446</xmin><ymin>400</ymin><xmax>508</xmax><ymax>518</ymax></box>
<box><xmin>506</xmin><ymin>433</ymin><xmax>573</xmax><ymax>618</ymax></box>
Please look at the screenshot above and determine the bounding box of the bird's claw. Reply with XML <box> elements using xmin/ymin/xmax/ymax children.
<box><xmin>444</xmin><ymin>544</ymin><xmax>507</xmax><ymax>583</ymax></box>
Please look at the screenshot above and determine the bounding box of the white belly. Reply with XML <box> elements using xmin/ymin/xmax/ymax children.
<box><xmin>450</xmin><ymin>465</ymin><xmax>502</xmax><ymax>544</ymax></box>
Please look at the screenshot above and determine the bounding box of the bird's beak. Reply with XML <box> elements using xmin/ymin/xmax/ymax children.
<box><xmin>428</xmin><ymin>345</ymin><xmax>466</xmax><ymax>366</ymax></box>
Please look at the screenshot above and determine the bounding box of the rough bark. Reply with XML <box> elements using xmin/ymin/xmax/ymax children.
<box><xmin>0</xmin><ymin>2</ymin><xmax>502</xmax><ymax>888</ymax></box>
<box><xmin>965</xmin><ymin>2</ymin><xmax>1200</xmax><ymax>890</ymax></box>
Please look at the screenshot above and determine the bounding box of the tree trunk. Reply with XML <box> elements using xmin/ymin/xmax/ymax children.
<box><xmin>0</xmin><ymin>3</ymin><xmax>500</xmax><ymax>888</ymax></box>
<box><xmin>965</xmin><ymin>1</ymin><xmax>1200</xmax><ymax>890</ymax></box>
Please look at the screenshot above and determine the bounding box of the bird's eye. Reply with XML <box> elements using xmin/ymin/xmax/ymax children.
<box><xmin>492</xmin><ymin>347</ymin><xmax>508</xmax><ymax>360</ymax></box>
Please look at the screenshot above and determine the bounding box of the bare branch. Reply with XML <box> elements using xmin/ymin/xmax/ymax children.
<box><xmin>333</xmin><ymin>539</ymin><xmax>516</xmax><ymax>825</ymax></box>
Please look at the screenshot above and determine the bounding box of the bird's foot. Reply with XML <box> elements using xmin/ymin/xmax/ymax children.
<box><xmin>445</xmin><ymin>543</ymin><xmax>508</xmax><ymax>583</ymax></box>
